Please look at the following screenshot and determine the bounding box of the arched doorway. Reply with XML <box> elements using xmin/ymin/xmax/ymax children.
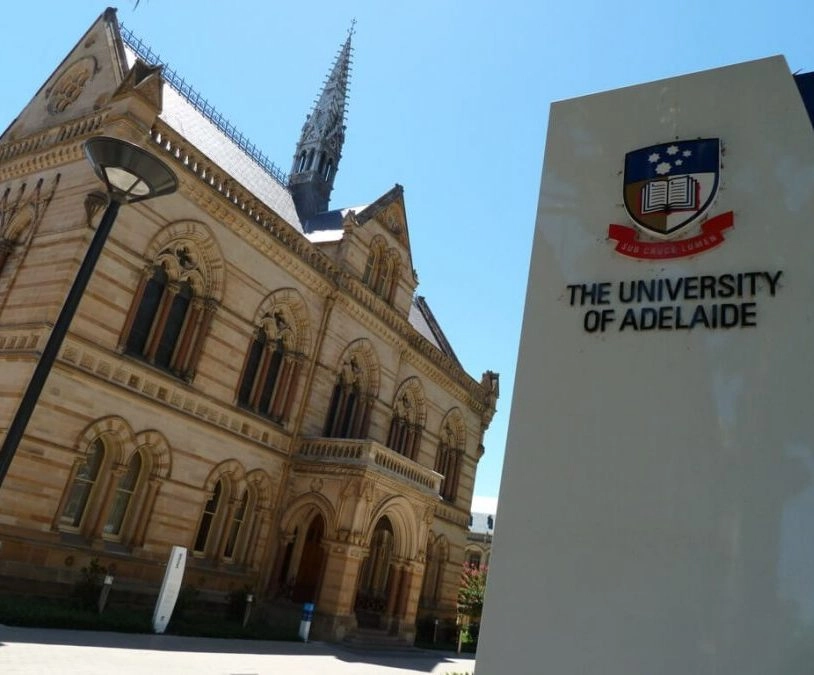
<box><xmin>291</xmin><ymin>514</ymin><xmax>325</xmax><ymax>603</ymax></box>
<box><xmin>355</xmin><ymin>516</ymin><xmax>395</xmax><ymax>628</ymax></box>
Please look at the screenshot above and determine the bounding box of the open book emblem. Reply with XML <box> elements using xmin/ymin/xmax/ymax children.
<box><xmin>623</xmin><ymin>139</ymin><xmax>720</xmax><ymax>237</ymax></box>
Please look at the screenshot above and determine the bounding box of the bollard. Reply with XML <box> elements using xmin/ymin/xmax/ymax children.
<box><xmin>242</xmin><ymin>593</ymin><xmax>254</xmax><ymax>628</ymax></box>
<box><xmin>97</xmin><ymin>575</ymin><xmax>114</xmax><ymax>614</ymax></box>
<box><xmin>433</xmin><ymin>618</ymin><xmax>439</xmax><ymax>644</ymax></box>
<box><xmin>298</xmin><ymin>602</ymin><xmax>315</xmax><ymax>642</ymax></box>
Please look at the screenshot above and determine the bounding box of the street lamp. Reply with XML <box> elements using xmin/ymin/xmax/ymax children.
<box><xmin>0</xmin><ymin>136</ymin><xmax>177</xmax><ymax>487</ymax></box>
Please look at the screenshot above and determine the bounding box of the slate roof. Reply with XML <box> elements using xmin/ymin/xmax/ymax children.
<box><xmin>121</xmin><ymin>41</ymin><xmax>303</xmax><ymax>232</ymax></box>
<box><xmin>410</xmin><ymin>297</ymin><xmax>461</xmax><ymax>366</ymax></box>
<box><xmin>470</xmin><ymin>512</ymin><xmax>496</xmax><ymax>535</ymax></box>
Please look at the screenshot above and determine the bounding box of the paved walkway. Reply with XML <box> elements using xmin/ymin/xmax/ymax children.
<box><xmin>0</xmin><ymin>625</ymin><xmax>475</xmax><ymax>674</ymax></box>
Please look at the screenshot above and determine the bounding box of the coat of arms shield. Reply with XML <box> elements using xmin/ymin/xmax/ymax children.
<box><xmin>623</xmin><ymin>138</ymin><xmax>720</xmax><ymax>237</ymax></box>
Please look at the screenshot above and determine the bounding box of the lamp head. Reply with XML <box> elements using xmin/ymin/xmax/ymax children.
<box><xmin>84</xmin><ymin>136</ymin><xmax>177</xmax><ymax>204</ymax></box>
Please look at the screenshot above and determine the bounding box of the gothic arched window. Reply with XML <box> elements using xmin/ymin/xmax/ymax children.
<box><xmin>324</xmin><ymin>361</ymin><xmax>367</xmax><ymax>438</ymax></box>
<box><xmin>435</xmin><ymin>416</ymin><xmax>465</xmax><ymax>503</ymax></box>
<box><xmin>237</xmin><ymin>309</ymin><xmax>303</xmax><ymax>425</ymax></box>
<box><xmin>387</xmin><ymin>378</ymin><xmax>425</xmax><ymax>460</ymax></box>
<box><xmin>121</xmin><ymin>237</ymin><xmax>219</xmax><ymax>382</ymax></box>
<box><xmin>363</xmin><ymin>237</ymin><xmax>400</xmax><ymax>304</ymax></box>
<box><xmin>324</xmin><ymin>341</ymin><xmax>379</xmax><ymax>439</ymax></box>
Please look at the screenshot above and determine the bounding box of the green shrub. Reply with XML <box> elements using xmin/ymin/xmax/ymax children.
<box><xmin>73</xmin><ymin>557</ymin><xmax>107</xmax><ymax>610</ymax></box>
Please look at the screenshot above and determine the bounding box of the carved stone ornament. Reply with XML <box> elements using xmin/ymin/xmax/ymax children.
<box><xmin>84</xmin><ymin>191</ymin><xmax>108</xmax><ymax>229</ymax></box>
<box><xmin>47</xmin><ymin>57</ymin><xmax>97</xmax><ymax>115</ymax></box>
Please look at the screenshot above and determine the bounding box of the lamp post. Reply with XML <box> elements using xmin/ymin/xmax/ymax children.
<box><xmin>0</xmin><ymin>136</ymin><xmax>177</xmax><ymax>487</ymax></box>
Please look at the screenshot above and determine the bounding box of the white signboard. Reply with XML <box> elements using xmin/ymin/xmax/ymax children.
<box><xmin>478</xmin><ymin>56</ymin><xmax>814</xmax><ymax>674</ymax></box>
<box><xmin>152</xmin><ymin>545</ymin><xmax>187</xmax><ymax>634</ymax></box>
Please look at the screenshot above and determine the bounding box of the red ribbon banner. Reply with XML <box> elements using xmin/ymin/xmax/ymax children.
<box><xmin>608</xmin><ymin>211</ymin><xmax>734</xmax><ymax>260</ymax></box>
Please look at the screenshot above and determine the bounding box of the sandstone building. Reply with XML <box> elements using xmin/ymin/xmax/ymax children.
<box><xmin>0</xmin><ymin>8</ymin><xmax>498</xmax><ymax>642</ymax></box>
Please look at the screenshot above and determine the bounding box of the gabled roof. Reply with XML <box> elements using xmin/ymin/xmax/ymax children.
<box><xmin>410</xmin><ymin>296</ymin><xmax>461</xmax><ymax>367</ymax></box>
<box><xmin>0</xmin><ymin>8</ymin><xmax>128</xmax><ymax>143</ymax></box>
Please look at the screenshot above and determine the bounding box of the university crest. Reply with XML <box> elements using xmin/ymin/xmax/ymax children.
<box><xmin>608</xmin><ymin>138</ymin><xmax>734</xmax><ymax>260</ymax></box>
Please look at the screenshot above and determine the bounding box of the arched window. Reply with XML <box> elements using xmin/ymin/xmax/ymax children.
<box><xmin>60</xmin><ymin>438</ymin><xmax>105</xmax><ymax>529</ymax></box>
<box><xmin>362</xmin><ymin>238</ymin><xmax>399</xmax><ymax>303</ymax></box>
<box><xmin>193</xmin><ymin>478</ymin><xmax>223</xmax><ymax>555</ymax></box>
<box><xmin>121</xmin><ymin>236</ymin><xmax>220</xmax><ymax>382</ymax></box>
<box><xmin>223</xmin><ymin>489</ymin><xmax>249</xmax><ymax>560</ymax></box>
<box><xmin>237</xmin><ymin>309</ymin><xmax>303</xmax><ymax>425</ymax></box>
<box><xmin>193</xmin><ymin>466</ymin><xmax>270</xmax><ymax>566</ymax></box>
<box><xmin>0</xmin><ymin>208</ymin><xmax>33</xmax><ymax>278</ymax></box>
<box><xmin>435</xmin><ymin>417</ymin><xmax>465</xmax><ymax>503</ymax></box>
<box><xmin>103</xmin><ymin>451</ymin><xmax>142</xmax><ymax>537</ymax></box>
<box><xmin>324</xmin><ymin>361</ymin><xmax>368</xmax><ymax>438</ymax></box>
<box><xmin>0</xmin><ymin>177</ymin><xmax>58</xmax><ymax>279</ymax></box>
<box><xmin>296</xmin><ymin>151</ymin><xmax>307</xmax><ymax>173</ymax></box>
<box><xmin>324</xmin><ymin>341</ymin><xmax>379</xmax><ymax>439</ymax></box>
<box><xmin>387</xmin><ymin>378</ymin><xmax>425</xmax><ymax>460</ymax></box>
<box><xmin>56</xmin><ymin>420</ymin><xmax>167</xmax><ymax>548</ymax></box>
<box><xmin>324</xmin><ymin>158</ymin><xmax>334</xmax><ymax>181</ymax></box>
<box><xmin>363</xmin><ymin>239</ymin><xmax>384</xmax><ymax>287</ymax></box>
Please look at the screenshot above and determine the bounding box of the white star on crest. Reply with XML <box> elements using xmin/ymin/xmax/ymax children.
<box><xmin>655</xmin><ymin>161</ymin><xmax>672</xmax><ymax>175</ymax></box>
<box><xmin>666</xmin><ymin>145</ymin><xmax>679</xmax><ymax>155</ymax></box>
<box><xmin>675</xmin><ymin>159</ymin><xmax>683</xmax><ymax>166</ymax></box>
<box><xmin>682</xmin><ymin>149</ymin><xmax>692</xmax><ymax>157</ymax></box>
<box><xmin>648</xmin><ymin>153</ymin><xmax>660</xmax><ymax>163</ymax></box>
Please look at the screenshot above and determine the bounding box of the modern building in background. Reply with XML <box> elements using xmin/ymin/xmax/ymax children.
<box><xmin>465</xmin><ymin>511</ymin><xmax>494</xmax><ymax>570</ymax></box>
<box><xmin>0</xmin><ymin>8</ymin><xmax>498</xmax><ymax>643</ymax></box>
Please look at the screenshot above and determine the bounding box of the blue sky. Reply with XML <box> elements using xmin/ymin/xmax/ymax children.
<box><xmin>2</xmin><ymin>1</ymin><xmax>813</xmax><ymax>503</ymax></box>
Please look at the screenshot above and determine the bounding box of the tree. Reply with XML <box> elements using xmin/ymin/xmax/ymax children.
<box><xmin>457</xmin><ymin>562</ymin><xmax>488</xmax><ymax>619</ymax></box>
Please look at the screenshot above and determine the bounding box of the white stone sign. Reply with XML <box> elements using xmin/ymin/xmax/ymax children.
<box><xmin>477</xmin><ymin>56</ymin><xmax>814</xmax><ymax>674</ymax></box>
<box><xmin>152</xmin><ymin>545</ymin><xmax>187</xmax><ymax>634</ymax></box>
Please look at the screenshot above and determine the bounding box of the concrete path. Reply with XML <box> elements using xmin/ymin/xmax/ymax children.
<box><xmin>0</xmin><ymin>625</ymin><xmax>476</xmax><ymax>674</ymax></box>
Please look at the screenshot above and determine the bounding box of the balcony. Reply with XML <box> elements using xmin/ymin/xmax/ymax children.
<box><xmin>295</xmin><ymin>438</ymin><xmax>442</xmax><ymax>495</ymax></box>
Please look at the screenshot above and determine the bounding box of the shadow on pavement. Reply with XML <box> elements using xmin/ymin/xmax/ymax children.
<box><xmin>0</xmin><ymin>625</ymin><xmax>474</xmax><ymax>673</ymax></box>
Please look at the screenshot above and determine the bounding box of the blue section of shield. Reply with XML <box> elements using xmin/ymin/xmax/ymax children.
<box><xmin>625</xmin><ymin>139</ymin><xmax>719</xmax><ymax>183</ymax></box>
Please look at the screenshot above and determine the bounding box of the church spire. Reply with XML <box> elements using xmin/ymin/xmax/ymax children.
<box><xmin>289</xmin><ymin>23</ymin><xmax>354</xmax><ymax>223</ymax></box>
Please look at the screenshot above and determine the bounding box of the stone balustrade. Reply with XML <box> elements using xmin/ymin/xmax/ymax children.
<box><xmin>296</xmin><ymin>437</ymin><xmax>442</xmax><ymax>495</ymax></box>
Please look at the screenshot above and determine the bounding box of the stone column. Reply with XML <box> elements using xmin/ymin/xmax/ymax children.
<box><xmin>391</xmin><ymin>563</ymin><xmax>423</xmax><ymax>642</ymax></box>
<box><xmin>384</xmin><ymin>563</ymin><xmax>403</xmax><ymax>621</ymax></box>
<box><xmin>184</xmin><ymin>299</ymin><xmax>217</xmax><ymax>380</ymax></box>
<box><xmin>88</xmin><ymin>464</ymin><xmax>127</xmax><ymax>539</ymax></box>
<box><xmin>118</xmin><ymin>267</ymin><xmax>152</xmax><ymax>351</ymax></box>
<box><xmin>312</xmin><ymin>541</ymin><xmax>364</xmax><ymax>641</ymax></box>
<box><xmin>173</xmin><ymin>297</ymin><xmax>202</xmax><ymax>373</ymax></box>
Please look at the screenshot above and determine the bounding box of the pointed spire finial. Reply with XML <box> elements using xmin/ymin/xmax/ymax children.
<box><xmin>288</xmin><ymin>26</ymin><xmax>356</xmax><ymax>223</ymax></box>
